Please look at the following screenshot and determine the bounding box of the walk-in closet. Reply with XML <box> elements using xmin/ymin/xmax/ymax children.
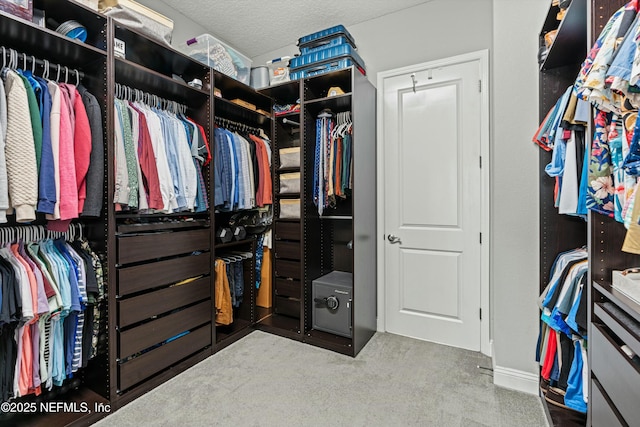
<box><xmin>0</xmin><ymin>1</ymin><xmax>377</xmax><ymax>425</ymax></box>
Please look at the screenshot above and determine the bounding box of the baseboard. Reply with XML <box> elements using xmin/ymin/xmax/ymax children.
<box><xmin>493</xmin><ymin>365</ymin><xmax>538</xmax><ymax>395</ymax></box>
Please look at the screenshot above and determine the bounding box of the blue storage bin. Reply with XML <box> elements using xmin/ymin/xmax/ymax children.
<box><xmin>290</xmin><ymin>44</ymin><xmax>365</xmax><ymax>73</ymax></box>
<box><xmin>299</xmin><ymin>35</ymin><xmax>354</xmax><ymax>54</ymax></box>
<box><xmin>297</xmin><ymin>25</ymin><xmax>357</xmax><ymax>51</ymax></box>
<box><xmin>290</xmin><ymin>59</ymin><xmax>365</xmax><ymax>80</ymax></box>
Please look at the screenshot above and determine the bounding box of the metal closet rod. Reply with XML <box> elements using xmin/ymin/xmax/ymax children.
<box><xmin>0</xmin><ymin>223</ymin><xmax>85</xmax><ymax>244</ymax></box>
<box><xmin>214</xmin><ymin>116</ymin><xmax>261</xmax><ymax>134</ymax></box>
<box><xmin>0</xmin><ymin>46</ymin><xmax>85</xmax><ymax>82</ymax></box>
<box><xmin>114</xmin><ymin>82</ymin><xmax>188</xmax><ymax>114</ymax></box>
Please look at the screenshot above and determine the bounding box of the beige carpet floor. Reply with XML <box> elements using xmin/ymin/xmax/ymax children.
<box><xmin>94</xmin><ymin>330</ymin><xmax>547</xmax><ymax>426</ymax></box>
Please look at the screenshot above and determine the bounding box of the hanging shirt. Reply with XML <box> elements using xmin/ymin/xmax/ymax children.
<box><xmin>4</xmin><ymin>70</ymin><xmax>38</xmax><ymax>222</ymax></box>
<box><xmin>77</xmin><ymin>85</ymin><xmax>104</xmax><ymax>217</ymax></box>
<box><xmin>140</xmin><ymin>104</ymin><xmax>175</xmax><ymax>212</ymax></box>
<box><xmin>55</xmin><ymin>85</ymin><xmax>79</xmax><ymax>221</ymax></box>
<box><xmin>130</xmin><ymin>102</ymin><xmax>163</xmax><ymax>211</ymax></box>
<box><xmin>33</xmin><ymin>76</ymin><xmax>55</xmax><ymax>215</ymax></box>
<box><xmin>46</xmin><ymin>81</ymin><xmax>62</xmax><ymax>220</ymax></box>
<box><xmin>0</xmin><ymin>77</ymin><xmax>9</xmax><ymax>223</ymax></box>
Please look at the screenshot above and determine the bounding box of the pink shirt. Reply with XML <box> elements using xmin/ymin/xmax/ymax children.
<box><xmin>71</xmin><ymin>86</ymin><xmax>92</xmax><ymax>214</ymax></box>
<box><xmin>57</xmin><ymin>87</ymin><xmax>78</xmax><ymax>221</ymax></box>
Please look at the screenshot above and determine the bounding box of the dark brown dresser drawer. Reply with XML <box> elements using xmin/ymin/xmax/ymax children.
<box><xmin>118</xmin><ymin>276</ymin><xmax>211</xmax><ymax>327</ymax></box>
<box><xmin>118</xmin><ymin>300</ymin><xmax>211</xmax><ymax>359</ymax></box>
<box><xmin>274</xmin><ymin>241</ymin><xmax>301</xmax><ymax>260</ymax></box>
<box><xmin>275</xmin><ymin>296</ymin><xmax>300</xmax><ymax>318</ymax></box>
<box><xmin>275</xmin><ymin>221</ymin><xmax>300</xmax><ymax>241</ymax></box>
<box><xmin>118</xmin><ymin>324</ymin><xmax>211</xmax><ymax>391</ymax></box>
<box><xmin>274</xmin><ymin>259</ymin><xmax>301</xmax><ymax>280</ymax></box>
<box><xmin>275</xmin><ymin>278</ymin><xmax>301</xmax><ymax>299</ymax></box>
<box><xmin>117</xmin><ymin>253</ymin><xmax>210</xmax><ymax>296</ymax></box>
<box><xmin>117</xmin><ymin>228</ymin><xmax>210</xmax><ymax>264</ymax></box>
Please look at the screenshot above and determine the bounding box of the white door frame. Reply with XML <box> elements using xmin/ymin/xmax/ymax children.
<box><xmin>376</xmin><ymin>50</ymin><xmax>491</xmax><ymax>356</ymax></box>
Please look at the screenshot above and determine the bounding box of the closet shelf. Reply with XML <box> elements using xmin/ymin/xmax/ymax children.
<box><xmin>274</xmin><ymin>218</ymin><xmax>300</xmax><ymax>223</ymax></box>
<box><xmin>116</xmin><ymin>219</ymin><xmax>210</xmax><ymax>234</ymax></box>
<box><xmin>215</xmin><ymin>318</ymin><xmax>253</xmax><ymax>346</ymax></box>
<box><xmin>320</xmin><ymin>215</ymin><xmax>353</xmax><ymax>220</ymax></box>
<box><xmin>115</xmin><ymin>57</ymin><xmax>209</xmax><ymax>105</ymax></box>
<box><xmin>539</xmin><ymin>0</ymin><xmax>587</xmax><ymax>71</ymax></box>
<box><xmin>113</xmin><ymin>23</ymin><xmax>207</xmax><ymax>80</ymax></box>
<box><xmin>256</xmin><ymin>312</ymin><xmax>302</xmax><ymax>339</ymax></box>
<box><xmin>214</xmin><ymin>97</ymin><xmax>271</xmax><ymax>127</ymax></box>
<box><xmin>259</xmin><ymin>79</ymin><xmax>301</xmax><ymax>100</ymax></box>
<box><xmin>305</xmin><ymin>329</ymin><xmax>352</xmax><ymax>355</ymax></box>
<box><xmin>277</xmin><ymin>111</ymin><xmax>302</xmax><ymax>120</ymax></box>
<box><xmin>115</xmin><ymin>212</ymin><xmax>209</xmax><ymax>220</ymax></box>
<box><xmin>278</xmin><ymin>166</ymin><xmax>300</xmax><ymax>173</ymax></box>
<box><xmin>594</xmin><ymin>281</ymin><xmax>640</xmax><ymax>324</ymax></box>
<box><xmin>213</xmin><ymin>70</ymin><xmax>272</xmax><ymax>111</ymax></box>
<box><xmin>304</xmin><ymin>93</ymin><xmax>352</xmax><ymax>111</ymax></box>
<box><xmin>215</xmin><ymin>237</ymin><xmax>256</xmax><ymax>250</ymax></box>
<box><xmin>0</xmin><ymin>11</ymin><xmax>107</xmax><ymax>67</ymax></box>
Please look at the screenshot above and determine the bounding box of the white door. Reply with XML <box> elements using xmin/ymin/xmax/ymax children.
<box><xmin>380</xmin><ymin>54</ymin><xmax>486</xmax><ymax>351</ymax></box>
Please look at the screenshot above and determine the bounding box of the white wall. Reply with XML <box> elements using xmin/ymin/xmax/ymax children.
<box><xmin>491</xmin><ymin>0</ymin><xmax>548</xmax><ymax>392</ymax></box>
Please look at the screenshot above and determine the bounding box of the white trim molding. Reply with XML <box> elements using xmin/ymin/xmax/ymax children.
<box><xmin>493</xmin><ymin>365</ymin><xmax>539</xmax><ymax>395</ymax></box>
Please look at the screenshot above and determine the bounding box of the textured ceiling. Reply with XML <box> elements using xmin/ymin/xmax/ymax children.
<box><xmin>158</xmin><ymin>0</ymin><xmax>433</xmax><ymax>58</ymax></box>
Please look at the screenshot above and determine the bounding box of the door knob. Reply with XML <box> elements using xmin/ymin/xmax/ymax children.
<box><xmin>387</xmin><ymin>234</ymin><xmax>402</xmax><ymax>244</ymax></box>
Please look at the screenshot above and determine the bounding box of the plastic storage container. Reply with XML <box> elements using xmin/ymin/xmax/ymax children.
<box><xmin>299</xmin><ymin>35</ymin><xmax>354</xmax><ymax>55</ymax></box>
<box><xmin>181</xmin><ymin>33</ymin><xmax>252</xmax><ymax>85</ymax></box>
<box><xmin>289</xmin><ymin>44</ymin><xmax>365</xmax><ymax>72</ymax></box>
<box><xmin>289</xmin><ymin>44</ymin><xmax>366</xmax><ymax>80</ymax></box>
<box><xmin>266</xmin><ymin>56</ymin><xmax>291</xmax><ymax>85</ymax></box>
<box><xmin>298</xmin><ymin>25</ymin><xmax>356</xmax><ymax>51</ymax></box>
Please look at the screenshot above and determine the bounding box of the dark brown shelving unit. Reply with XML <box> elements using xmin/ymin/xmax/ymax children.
<box><xmin>108</xmin><ymin>15</ymin><xmax>214</xmax><ymax>409</ymax></box>
<box><xmin>0</xmin><ymin>5</ymin><xmax>377</xmax><ymax>423</ymax></box>
<box><xmin>586</xmin><ymin>3</ymin><xmax>640</xmax><ymax>426</ymax></box>
<box><xmin>0</xmin><ymin>1</ymin><xmax>111</xmax><ymax>426</ymax></box>
<box><xmin>537</xmin><ymin>1</ymin><xmax>589</xmax><ymax>425</ymax></box>
<box><xmin>589</xmin><ymin>211</ymin><xmax>640</xmax><ymax>426</ymax></box>
<box><xmin>301</xmin><ymin>67</ymin><xmax>376</xmax><ymax>356</ymax></box>
<box><xmin>540</xmin><ymin>0</ymin><xmax>587</xmax><ymax>71</ymax></box>
<box><xmin>210</xmin><ymin>70</ymin><xmax>271</xmax><ymax>355</ymax></box>
<box><xmin>257</xmin><ymin>79</ymin><xmax>305</xmax><ymax>339</ymax></box>
<box><xmin>538</xmin><ymin>1</ymin><xmax>640</xmax><ymax>426</ymax></box>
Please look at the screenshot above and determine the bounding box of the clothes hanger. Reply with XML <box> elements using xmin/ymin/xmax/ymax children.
<box><xmin>30</xmin><ymin>55</ymin><xmax>36</xmax><ymax>74</ymax></box>
<box><xmin>56</xmin><ymin>64</ymin><xmax>61</xmax><ymax>82</ymax></box>
<box><xmin>42</xmin><ymin>59</ymin><xmax>49</xmax><ymax>79</ymax></box>
<box><xmin>64</xmin><ymin>66</ymin><xmax>69</xmax><ymax>84</ymax></box>
<box><xmin>8</xmin><ymin>49</ymin><xmax>15</xmax><ymax>70</ymax></box>
<box><xmin>75</xmin><ymin>69</ymin><xmax>80</xmax><ymax>86</ymax></box>
<box><xmin>318</xmin><ymin>108</ymin><xmax>333</xmax><ymax>119</ymax></box>
<box><xmin>332</xmin><ymin>112</ymin><xmax>342</xmax><ymax>139</ymax></box>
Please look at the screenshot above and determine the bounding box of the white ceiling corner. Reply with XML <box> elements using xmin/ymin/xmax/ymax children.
<box><xmin>158</xmin><ymin>0</ymin><xmax>433</xmax><ymax>58</ymax></box>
